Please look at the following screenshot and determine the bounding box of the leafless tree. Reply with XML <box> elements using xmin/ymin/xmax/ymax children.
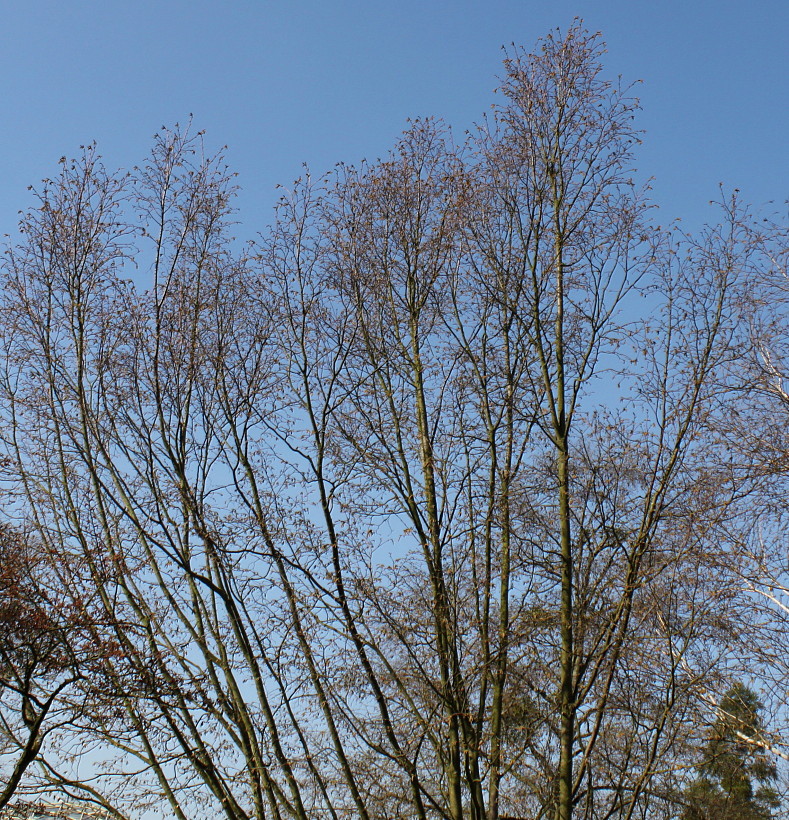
<box><xmin>0</xmin><ymin>26</ymin><xmax>780</xmax><ymax>820</ymax></box>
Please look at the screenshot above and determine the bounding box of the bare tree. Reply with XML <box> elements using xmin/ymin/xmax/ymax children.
<box><xmin>0</xmin><ymin>27</ymin><xmax>779</xmax><ymax>820</ymax></box>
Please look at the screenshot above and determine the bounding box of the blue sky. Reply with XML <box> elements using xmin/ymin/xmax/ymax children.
<box><xmin>1</xmin><ymin>1</ymin><xmax>786</xmax><ymax>237</ymax></box>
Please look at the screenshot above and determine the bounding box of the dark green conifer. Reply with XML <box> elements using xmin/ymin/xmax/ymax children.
<box><xmin>682</xmin><ymin>684</ymin><xmax>780</xmax><ymax>820</ymax></box>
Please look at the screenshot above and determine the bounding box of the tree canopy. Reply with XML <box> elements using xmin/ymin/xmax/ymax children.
<box><xmin>0</xmin><ymin>24</ymin><xmax>786</xmax><ymax>820</ymax></box>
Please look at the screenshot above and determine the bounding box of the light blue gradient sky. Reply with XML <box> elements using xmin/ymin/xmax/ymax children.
<box><xmin>1</xmin><ymin>0</ymin><xmax>786</xmax><ymax>236</ymax></box>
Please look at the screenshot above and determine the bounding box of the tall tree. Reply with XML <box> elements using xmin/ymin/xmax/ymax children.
<box><xmin>0</xmin><ymin>28</ymin><xmax>779</xmax><ymax>820</ymax></box>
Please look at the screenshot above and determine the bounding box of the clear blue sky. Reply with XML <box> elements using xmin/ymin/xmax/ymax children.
<box><xmin>1</xmin><ymin>0</ymin><xmax>786</xmax><ymax>237</ymax></box>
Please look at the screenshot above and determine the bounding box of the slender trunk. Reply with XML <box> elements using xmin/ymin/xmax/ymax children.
<box><xmin>410</xmin><ymin>296</ymin><xmax>464</xmax><ymax>820</ymax></box>
<box><xmin>556</xmin><ymin>434</ymin><xmax>573</xmax><ymax>820</ymax></box>
<box><xmin>487</xmin><ymin>337</ymin><xmax>515</xmax><ymax>820</ymax></box>
<box><xmin>553</xmin><ymin>164</ymin><xmax>574</xmax><ymax>820</ymax></box>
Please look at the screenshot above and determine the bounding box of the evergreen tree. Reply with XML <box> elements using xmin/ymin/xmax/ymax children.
<box><xmin>682</xmin><ymin>684</ymin><xmax>780</xmax><ymax>820</ymax></box>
